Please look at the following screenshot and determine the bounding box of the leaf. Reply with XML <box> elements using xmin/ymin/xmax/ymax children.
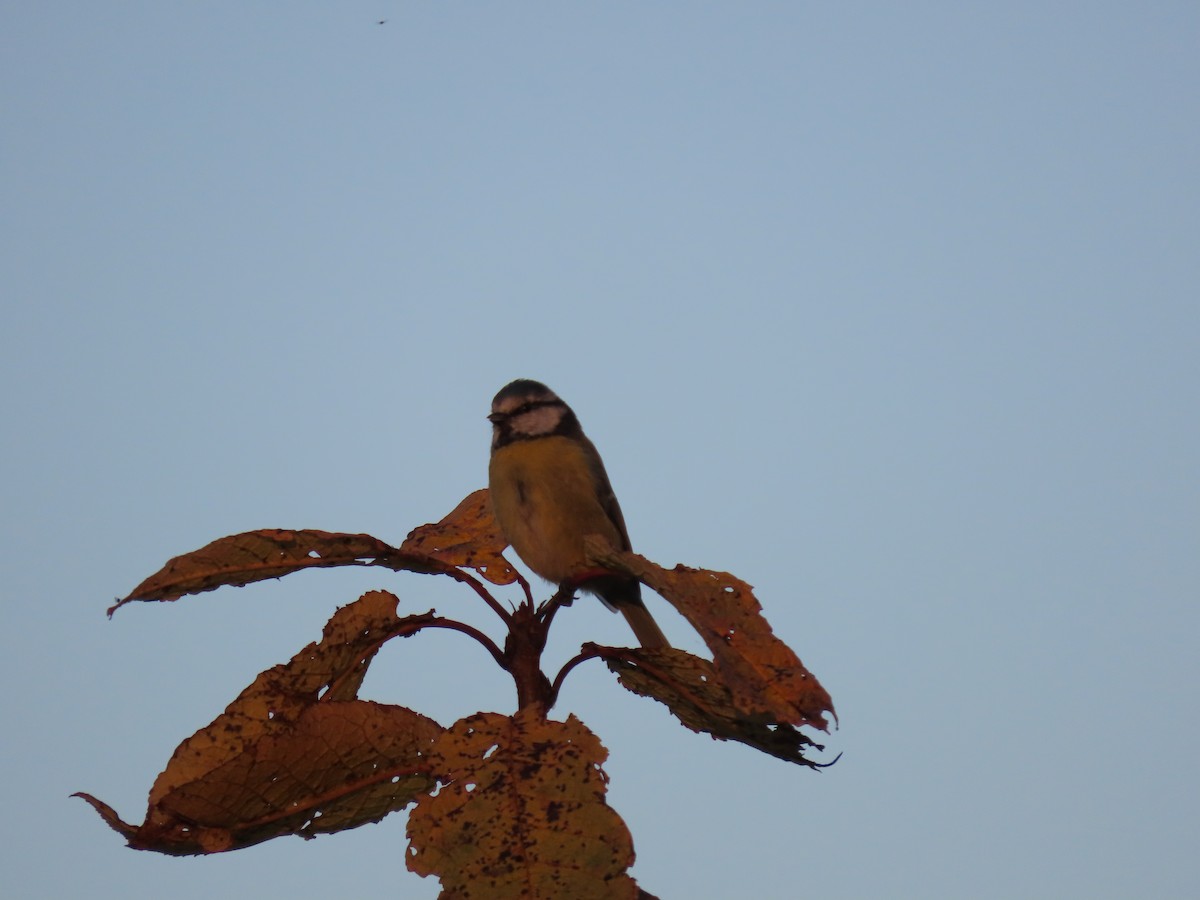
<box><xmin>586</xmin><ymin>537</ymin><xmax>835</xmax><ymax>731</ymax></box>
<box><xmin>77</xmin><ymin>702</ymin><xmax>441</xmax><ymax>855</ymax></box>
<box><xmin>401</xmin><ymin>488</ymin><xmax>517</xmax><ymax>586</ymax></box>
<box><xmin>112</xmin><ymin>529</ymin><xmax>401</xmax><ymax>612</ymax></box>
<box><xmin>76</xmin><ymin>590</ymin><xmax>442</xmax><ymax>854</ymax></box>
<box><xmin>111</xmin><ymin>492</ymin><xmax>520</xmax><ymax>614</ymax></box>
<box><xmin>599</xmin><ymin>646</ymin><xmax>831</xmax><ymax>768</ymax></box>
<box><xmin>406</xmin><ymin>709</ymin><xmax>639</xmax><ymax>900</ymax></box>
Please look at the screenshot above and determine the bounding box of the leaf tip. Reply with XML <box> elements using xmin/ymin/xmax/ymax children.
<box><xmin>72</xmin><ymin>791</ymin><xmax>138</xmax><ymax>840</ymax></box>
<box><xmin>818</xmin><ymin>750</ymin><xmax>843</xmax><ymax>769</ymax></box>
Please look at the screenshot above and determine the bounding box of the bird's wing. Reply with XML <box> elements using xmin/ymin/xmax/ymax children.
<box><xmin>580</xmin><ymin>434</ymin><xmax>634</xmax><ymax>551</ymax></box>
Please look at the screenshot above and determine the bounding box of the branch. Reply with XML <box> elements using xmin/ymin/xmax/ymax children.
<box><xmin>383</xmin><ymin>553</ymin><xmax>514</xmax><ymax>627</ymax></box>
<box><xmin>416</xmin><ymin>617</ymin><xmax>508</xmax><ymax>670</ymax></box>
<box><xmin>547</xmin><ymin>644</ymin><xmax>606</xmax><ymax>706</ymax></box>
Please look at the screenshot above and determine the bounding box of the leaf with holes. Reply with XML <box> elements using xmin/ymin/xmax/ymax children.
<box><xmin>406</xmin><ymin>709</ymin><xmax>639</xmax><ymax>900</ymax></box>
<box><xmin>111</xmin><ymin>529</ymin><xmax>410</xmax><ymax>613</ymax></box>
<box><xmin>75</xmin><ymin>590</ymin><xmax>442</xmax><ymax>854</ymax></box>
<box><xmin>599</xmin><ymin>646</ymin><xmax>830</xmax><ymax>768</ymax></box>
<box><xmin>586</xmin><ymin>537</ymin><xmax>834</xmax><ymax>731</ymax></box>
<box><xmin>401</xmin><ymin>488</ymin><xmax>517</xmax><ymax>585</ymax></box>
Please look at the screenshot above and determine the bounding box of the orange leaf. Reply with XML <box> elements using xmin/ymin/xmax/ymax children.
<box><xmin>599</xmin><ymin>646</ymin><xmax>831</xmax><ymax>768</ymax></box>
<box><xmin>406</xmin><ymin>709</ymin><xmax>639</xmax><ymax>900</ymax></box>
<box><xmin>112</xmin><ymin>493</ymin><xmax>519</xmax><ymax>615</ymax></box>
<box><xmin>112</xmin><ymin>529</ymin><xmax>401</xmax><ymax>612</ymax></box>
<box><xmin>155</xmin><ymin>702</ymin><xmax>438</xmax><ymax>852</ymax></box>
<box><xmin>401</xmin><ymin>488</ymin><xmax>517</xmax><ymax>586</ymax></box>
<box><xmin>586</xmin><ymin>537</ymin><xmax>835</xmax><ymax>731</ymax></box>
<box><xmin>76</xmin><ymin>590</ymin><xmax>442</xmax><ymax>854</ymax></box>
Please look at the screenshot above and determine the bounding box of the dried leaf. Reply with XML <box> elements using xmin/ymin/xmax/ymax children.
<box><xmin>600</xmin><ymin>647</ymin><xmax>830</xmax><ymax>768</ymax></box>
<box><xmin>112</xmin><ymin>493</ymin><xmax>520</xmax><ymax>615</ymax></box>
<box><xmin>406</xmin><ymin>709</ymin><xmax>638</xmax><ymax>900</ymax></box>
<box><xmin>147</xmin><ymin>590</ymin><xmax>411</xmax><ymax>801</ymax></box>
<box><xmin>586</xmin><ymin>537</ymin><xmax>834</xmax><ymax>731</ymax></box>
<box><xmin>148</xmin><ymin>702</ymin><xmax>438</xmax><ymax>852</ymax></box>
<box><xmin>401</xmin><ymin>488</ymin><xmax>517</xmax><ymax>586</ymax></box>
<box><xmin>112</xmin><ymin>530</ymin><xmax>400</xmax><ymax>612</ymax></box>
<box><xmin>76</xmin><ymin>590</ymin><xmax>442</xmax><ymax>854</ymax></box>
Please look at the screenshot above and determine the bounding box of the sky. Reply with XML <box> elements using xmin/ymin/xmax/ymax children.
<box><xmin>2</xmin><ymin>3</ymin><xmax>1198</xmax><ymax>898</ymax></box>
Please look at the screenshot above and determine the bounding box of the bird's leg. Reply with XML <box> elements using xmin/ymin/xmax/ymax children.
<box><xmin>537</xmin><ymin>580</ymin><xmax>581</xmax><ymax>634</ymax></box>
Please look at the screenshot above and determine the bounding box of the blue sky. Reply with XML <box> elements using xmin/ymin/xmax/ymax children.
<box><xmin>3</xmin><ymin>4</ymin><xmax>1197</xmax><ymax>898</ymax></box>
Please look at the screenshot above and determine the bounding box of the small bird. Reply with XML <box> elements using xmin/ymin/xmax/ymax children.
<box><xmin>487</xmin><ymin>379</ymin><xmax>670</xmax><ymax>649</ymax></box>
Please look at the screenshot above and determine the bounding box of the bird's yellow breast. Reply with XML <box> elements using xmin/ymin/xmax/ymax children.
<box><xmin>488</xmin><ymin>436</ymin><xmax>622</xmax><ymax>584</ymax></box>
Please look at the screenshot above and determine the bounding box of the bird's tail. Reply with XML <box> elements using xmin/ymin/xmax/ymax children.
<box><xmin>619</xmin><ymin>600</ymin><xmax>671</xmax><ymax>650</ymax></box>
<box><xmin>591</xmin><ymin>575</ymin><xmax>671</xmax><ymax>649</ymax></box>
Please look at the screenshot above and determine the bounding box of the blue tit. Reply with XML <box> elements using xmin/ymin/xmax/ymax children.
<box><xmin>487</xmin><ymin>379</ymin><xmax>670</xmax><ymax>649</ymax></box>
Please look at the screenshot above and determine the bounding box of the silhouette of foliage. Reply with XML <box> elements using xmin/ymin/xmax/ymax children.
<box><xmin>79</xmin><ymin>490</ymin><xmax>834</xmax><ymax>897</ymax></box>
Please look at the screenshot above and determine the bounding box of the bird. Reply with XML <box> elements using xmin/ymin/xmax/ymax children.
<box><xmin>487</xmin><ymin>379</ymin><xmax>670</xmax><ymax>649</ymax></box>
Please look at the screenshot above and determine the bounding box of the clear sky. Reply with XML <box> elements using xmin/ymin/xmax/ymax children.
<box><xmin>3</xmin><ymin>4</ymin><xmax>1197</xmax><ymax>898</ymax></box>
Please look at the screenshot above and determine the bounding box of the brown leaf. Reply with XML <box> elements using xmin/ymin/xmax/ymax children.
<box><xmin>112</xmin><ymin>493</ymin><xmax>519</xmax><ymax>615</ymax></box>
<box><xmin>406</xmin><ymin>709</ymin><xmax>638</xmax><ymax>900</ymax></box>
<box><xmin>77</xmin><ymin>590</ymin><xmax>442</xmax><ymax>854</ymax></box>
<box><xmin>145</xmin><ymin>701</ymin><xmax>439</xmax><ymax>853</ymax></box>
<box><xmin>600</xmin><ymin>646</ymin><xmax>831</xmax><ymax>768</ymax></box>
<box><xmin>401</xmin><ymin>488</ymin><xmax>517</xmax><ymax>586</ymax></box>
<box><xmin>586</xmin><ymin>537</ymin><xmax>835</xmax><ymax>731</ymax></box>
<box><xmin>112</xmin><ymin>529</ymin><xmax>401</xmax><ymax>612</ymax></box>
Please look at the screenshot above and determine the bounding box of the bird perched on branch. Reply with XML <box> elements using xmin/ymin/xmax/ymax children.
<box><xmin>487</xmin><ymin>379</ymin><xmax>670</xmax><ymax>649</ymax></box>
